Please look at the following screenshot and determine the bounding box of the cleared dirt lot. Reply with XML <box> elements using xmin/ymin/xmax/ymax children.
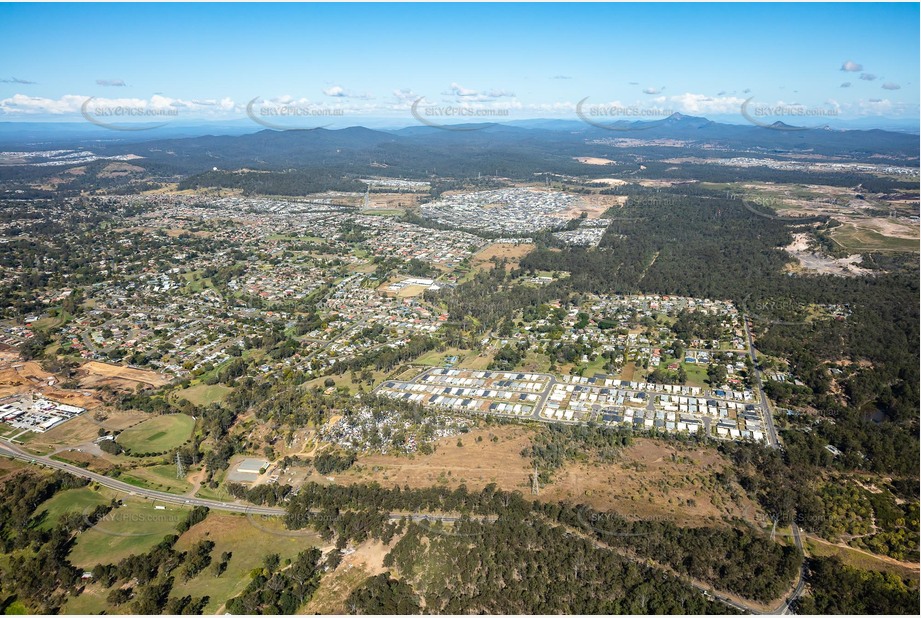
<box><xmin>784</xmin><ymin>233</ymin><xmax>875</xmax><ymax>276</ymax></box>
<box><xmin>0</xmin><ymin>367</ymin><xmax>32</xmax><ymax>398</ymax></box>
<box><xmin>575</xmin><ymin>156</ymin><xmax>617</xmax><ymax>165</ymax></box>
<box><xmin>367</xmin><ymin>191</ymin><xmax>427</xmax><ymax>209</ymax></box>
<box><xmin>336</xmin><ymin>425</ymin><xmax>535</xmax><ymax>492</ymax></box>
<box><xmin>377</xmin><ymin>279</ymin><xmax>432</xmax><ymax>298</ymax></box>
<box><xmin>301</xmin><ymin>539</ymin><xmax>391</xmax><ymax>615</ymax></box>
<box><xmin>79</xmin><ymin>361</ymin><xmax>171</xmax><ymax>390</ymax></box>
<box><xmin>330</xmin><ymin>426</ymin><xmax>761</xmax><ymax>528</ymax></box>
<box><xmin>471</xmin><ymin>242</ymin><xmax>536</xmax><ymax>271</ymax></box>
<box><xmin>575</xmin><ymin>192</ymin><xmax>628</xmax><ymax>215</ymax></box>
<box><xmin>0</xmin><ymin>360</ymin><xmax>102</xmax><ymax>408</ymax></box>
<box><xmin>540</xmin><ymin>439</ymin><xmax>761</xmax><ymax>526</ymax></box>
<box><xmin>52</xmin><ymin>449</ymin><xmax>115</xmax><ymax>473</ymax></box>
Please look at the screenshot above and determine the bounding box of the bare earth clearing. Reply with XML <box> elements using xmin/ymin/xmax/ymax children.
<box><xmin>79</xmin><ymin>360</ymin><xmax>171</xmax><ymax>390</ymax></box>
<box><xmin>471</xmin><ymin>242</ymin><xmax>536</xmax><ymax>271</ymax></box>
<box><xmin>784</xmin><ymin>233</ymin><xmax>874</xmax><ymax>277</ymax></box>
<box><xmin>330</xmin><ymin>427</ymin><xmax>763</xmax><ymax>528</ymax></box>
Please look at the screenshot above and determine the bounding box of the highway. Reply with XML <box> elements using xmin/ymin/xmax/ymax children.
<box><xmin>0</xmin><ymin>439</ymin><xmax>285</xmax><ymax>515</ymax></box>
<box><xmin>0</xmin><ymin>439</ymin><xmax>496</xmax><ymax>527</ymax></box>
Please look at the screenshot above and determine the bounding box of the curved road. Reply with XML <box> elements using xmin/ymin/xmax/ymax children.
<box><xmin>0</xmin><ymin>440</ymin><xmax>492</xmax><ymax>527</ymax></box>
<box><xmin>3</xmin><ymin>427</ymin><xmax>806</xmax><ymax>614</ymax></box>
<box><xmin>0</xmin><ymin>440</ymin><xmax>284</xmax><ymax>515</ymax></box>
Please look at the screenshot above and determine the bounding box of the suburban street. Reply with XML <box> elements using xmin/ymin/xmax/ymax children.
<box><xmin>742</xmin><ymin>314</ymin><xmax>781</xmax><ymax>448</ymax></box>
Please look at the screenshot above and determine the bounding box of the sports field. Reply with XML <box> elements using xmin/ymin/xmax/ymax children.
<box><xmin>116</xmin><ymin>414</ymin><xmax>195</xmax><ymax>453</ymax></box>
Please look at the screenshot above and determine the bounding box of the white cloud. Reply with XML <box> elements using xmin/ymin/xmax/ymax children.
<box><xmin>96</xmin><ymin>79</ymin><xmax>127</xmax><ymax>87</ymax></box>
<box><xmin>664</xmin><ymin>92</ymin><xmax>746</xmax><ymax>115</ymax></box>
<box><xmin>840</xmin><ymin>82</ymin><xmax>852</xmax><ymax>88</ymax></box>
<box><xmin>0</xmin><ymin>93</ymin><xmax>242</xmax><ymax>117</ymax></box>
<box><xmin>859</xmin><ymin>73</ymin><xmax>877</xmax><ymax>81</ymax></box>
<box><xmin>527</xmin><ymin>101</ymin><xmax>578</xmax><ymax>113</ymax></box>
<box><xmin>444</xmin><ymin>82</ymin><xmax>478</xmax><ymax>97</ymax></box>
<box><xmin>0</xmin><ymin>94</ymin><xmax>86</xmax><ymax>114</ymax></box>
<box><xmin>392</xmin><ymin>88</ymin><xmax>419</xmax><ymax>103</ymax></box>
<box><xmin>190</xmin><ymin>97</ymin><xmax>236</xmax><ymax>111</ymax></box>
<box><xmin>840</xmin><ymin>98</ymin><xmax>919</xmax><ymax>117</ymax></box>
<box><xmin>442</xmin><ymin>82</ymin><xmax>514</xmax><ymax>102</ymax></box>
<box><xmin>323</xmin><ymin>85</ymin><xmax>371</xmax><ymax>100</ymax></box>
<box><xmin>881</xmin><ymin>82</ymin><xmax>901</xmax><ymax>90</ymax></box>
<box><xmin>840</xmin><ymin>60</ymin><xmax>863</xmax><ymax>72</ymax></box>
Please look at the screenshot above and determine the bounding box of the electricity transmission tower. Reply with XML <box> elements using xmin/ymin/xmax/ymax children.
<box><xmin>175</xmin><ymin>452</ymin><xmax>186</xmax><ymax>479</ymax></box>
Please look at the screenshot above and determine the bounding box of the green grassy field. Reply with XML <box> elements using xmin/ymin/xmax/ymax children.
<box><xmin>176</xmin><ymin>383</ymin><xmax>234</xmax><ymax>406</ymax></box>
<box><xmin>359</xmin><ymin>208</ymin><xmax>404</xmax><ymax>216</ymax></box>
<box><xmin>12</xmin><ymin>431</ymin><xmax>40</xmax><ymax>446</ymax></box>
<box><xmin>116</xmin><ymin>414</ymin><xmax>195</xmax><ymax>454</ymax></box>
<box><xmin>61</xmin><ymin>587</ymin><xmax>110</xmax><ymax>615</ymax></box>
<box><xmin>830</xmin><ymin>225</ymin><xmax>919</xmax><ymax>253</ymax></box>
<box><xmin>30</xmin><ymin>310</ymin><xmax>72</xmax><ymax>332</ymax></box>
<box><xmin>416</xmin><ymin>347</ymin><xmax>466</xmax><ymax>366</ymax></box>
<box><xmin>69</xmin><ymin>511</ymin><xmax>325</xmax><ymax>614</ymax></box>
<box><xmin>67</xmin><ymin>500</ymin><xmax>191</xmax><ymax>569</ymax></box>
<box><xmin>514</xmin><ymin>350</ymin><xmax>552</xmax><ymax>373</ymax></box>
<box><xmin>118</xmin><ymin>464</ymin><xmax>193</xmax><ymax>494</ymax></box>
<box><xmin>680</xmin><ymin>362</ymin><xmax>709</xmax><ymax>388</ymax></box>
<box><xmin>170</xmin><ymin>512</ymin><xmax>325</xmax><ymax>614</ymax></box>
<box><xmin>577</xmin><ymin>354</ymin><xmax>610</xmax><ymax>378</ymax></box>
<box><xmin>193</xmin><ymin>483</ymin><xmax>234</xmax><ymax>501</ymax></box>
<box><xmin>34</xmin><ymin>487</ymin><xmax>113</xmax><ymax>530</ymax></box>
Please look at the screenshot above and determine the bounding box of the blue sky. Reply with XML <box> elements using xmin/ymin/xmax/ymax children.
<box><xmin>1</xmin><ymin>2</ymin><xmax>918</xmax><ymax>129</ymax></box>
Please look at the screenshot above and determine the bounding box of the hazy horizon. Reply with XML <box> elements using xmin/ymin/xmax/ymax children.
<box><xmin>1</xmin><ymin>2</ymin><xmax>918</xmax><ymax>135</ymax></box>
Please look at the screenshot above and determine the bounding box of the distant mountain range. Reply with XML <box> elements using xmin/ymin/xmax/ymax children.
<box><xmin>1</xmin><ymin>113</ymin><xmax>917</xmax><ymax>180</ymax></box>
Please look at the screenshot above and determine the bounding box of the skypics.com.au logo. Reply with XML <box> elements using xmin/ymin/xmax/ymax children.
<box><xmin>410</xmin><ymin>98</ymin><xmax>509</xmax><ymax>131</ymax></box>
<box><xmin>740</xmin><ymin>97</ymin><xmax>839</xmax><ymax>131</ymax></box>
<box><xmin>81</xmin><ymin>97</ymin><xmax>179</xmax><ymax>131</ymax></box>
<box><xmin>576</xmin><ymin>97</ymin><xmax>674</xmax><ymax>131</ymax></box>
<box><xmin>246</xmin><ymin>97</ymin><xmax>345</xmax><ymax>130</ymax></box>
